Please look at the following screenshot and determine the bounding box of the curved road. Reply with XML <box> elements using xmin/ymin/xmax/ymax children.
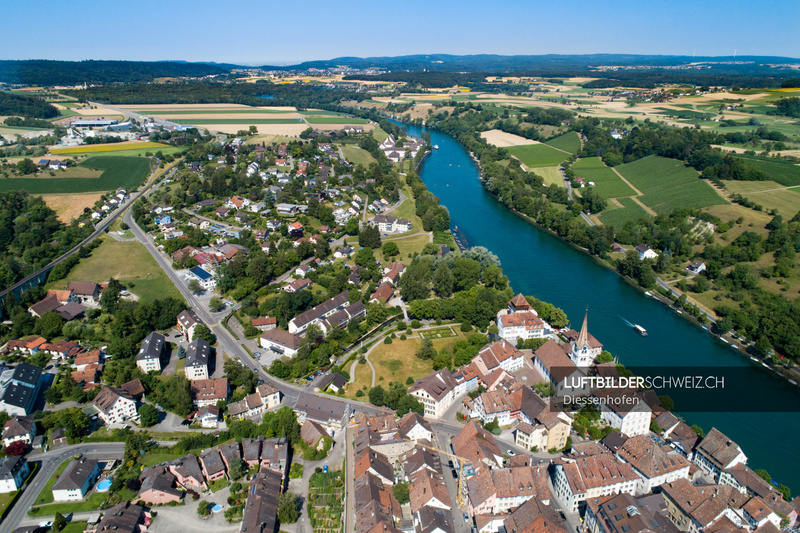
<box><xmin>0</xmin><ymin>443</ymin><xmax>126</xmax><ymax>533</ymax></box>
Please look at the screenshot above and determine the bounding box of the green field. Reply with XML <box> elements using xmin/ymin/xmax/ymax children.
<box><xmin>173</xmin><ymin>118</ymin><xmax>302</xmax><ymax>125</ymax></box>
<box><xmin>134</xmin><ymin>109</ymin><xmax>292</xmax><ymax>115</ymax></box>
<box><xmin>0</xmin><ymin>156</ymin><xmax>150</xmax><ymax>194</ymax></box>
<box><xmin>341</xmin><ymin>146</ymin><xmax>377</xmax><ymax>167</ymax></box>
<box><xmin>30</xmin><ymin>493</ymin><xmax>107</xmax><ymax>517</ymax></box>
<box><xmin>655</xmin><ymin>107</ymin><xmax>715</xmax><ymax>119</ymax></box>
<box><xmin>723</xmin><ymin>180</ymin><xmax>800</xmax><ymax>216</ymax></box>
<box><xmin>55</xmin><ymin>237</ymin><xmax>184</xmax><ymax>303</ymax></box>
<box><xmin>733</xmin><ymin>155</ymin><xmax>800</xmax><ymax>186</ymax></box>
<box><xmin>506</xmin><ymin>143</ymin><xmax>569</xmax><ymax>167</ymax></box>
<box><xmin>304</xmin><ymin>117</ymin><xmax>369</xmax><ymax>124</ymax></box>
<box><xmin>536</xmin><ymin>166</ymin><xmax>566</xmax><ymax>188</ymax></box>
<box><xmin>300</xmin><ymin>110</ymin><xmax>348</xmax><ymax>116</ymax></box>
<box><xmin>572</xmin><ymin>157</ymin><xmax>636</xmax><ymax>198</ymax></box>
<box><xmin>616</xmin><ymin>155</ymin><xmax>727</xmax><ymax>213</ymax></box>
<box><xmin>34</xmin><ymin>460</ymin><xmax>71</xmax><ymax>505</ymax></box>
<box><xmin>599</xmin><ymin>197</ymin><xmax>652</xmax><ymax>228</ymax></box>
<box><xmin>545</xmin><ymin>132</ymin><xmax>581</xmax><ymax>154</ymax></box>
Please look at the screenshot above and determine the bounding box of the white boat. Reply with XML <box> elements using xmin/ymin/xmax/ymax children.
<box><xmin>433</xmin><ymin>145</ymin><xmax>439</xmax><ymax>149</ymax></box>
<box><xmin>720</xmin><ymin>337</ymin><xmax>729</xmax><ymax>344</ymax></box>
<box><xmin>634</xmin><ymin>324</ymin><xmax>647</xmax><ymax>336</ymax></box>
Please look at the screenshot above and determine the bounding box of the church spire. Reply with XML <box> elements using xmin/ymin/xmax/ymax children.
<box><xmin>577</xmin><ymin>308</ymin><xmax>589</xmax><ymax>349</ymax></box>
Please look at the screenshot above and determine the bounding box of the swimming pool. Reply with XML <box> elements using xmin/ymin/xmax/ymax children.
<box><xmin>212</xmin><ymin>504</ymin><xmax>223</xmax><ymax>513</ymax></box>
<box><xmin>96</xmin><ymin>479</ymin><xmax>112</xmax><ymax>492</ymax></box>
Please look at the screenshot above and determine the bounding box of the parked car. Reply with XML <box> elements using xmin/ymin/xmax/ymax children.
<box><xmin>447</xmin><ymin>460</ymin><xmax>454</xmax><ymax>468</ymax></box>
<box><xmin>451</xmin><ymin>469</ymin><xmax>458</xmax><ymax>479</ymax></box>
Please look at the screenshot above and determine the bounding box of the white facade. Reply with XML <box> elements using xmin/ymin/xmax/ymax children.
<box><xmin>136</xmin><ymin>357</ymin><xmax>161</xmax><ymax>373</ymax></box>
<box><xmin>554</xmin><ymin>462</ymin><xmax>638</xmax><ymax>514</ymax></box>
<box><xmin>99</xmin><ymin>395</ymin><xmax>137</xmax><ymax>425</ymax></box>
<box><xmin>185</xmin><ymin>362</ymin><xmax>209</xmax><ymax>381</ymax></box>
<box><xmin>599</xmin><ymin>399</ymin><xmax>651</xmax><ymax>437</ymax></box>
<box><xmin>0</xmin><ymin>458</ymin><xmax>29</xmax><ymax>493</ymax></box>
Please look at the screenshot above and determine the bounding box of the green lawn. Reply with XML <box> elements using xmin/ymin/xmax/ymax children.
<box><xmin>134</xmin><ymin>109</ymin><xmax>293</xmax><ymax>115</ymax></box>
<box><xmin>599</xmin><ymin>197</ymin><xmax>652</xmax><ymax>228</ymax></box>
<box><xmin>615</xmin><ymin>155</ymin><xmax>727</xmax><ymax>213</ymax></box>
<box><xmin>29</xmin><ymin>493</ymin><xmax>107</xmax><ymax>517</ymax></box>
<box><xmin>372</xmin><ymin>127</ymin><xmax>389</xmax><ymax>142</ymax></box>
<box><xmin>733</xmin><ymin>154</ymin><xmax>800</xmax><ymax>186</ymax></box>
<box><xmin>34</xmin><ymin>459</ymin><xmax>72</xmax><ymax>505</ymax></box>
<box><xmin>208</xmin><ymin>478</ymin><xmax>229</xmax><ymax>492</ymax></box>
<box><xmin>139</xmin><ymin>453</ymin><xmax>183</xmax><ymax>467</ymax></box>
<box><xmin>54</xmin><ymin>237</ymin><xmax>184</xmax><ymax>303</ymax></box>
<box><xmin>385</xmin><ymin>233</ymin><xmax>432</xmax><ymax>264</ymax></box>
<box><xmin>341</xmin><ymin>146</ymin><xmax>377</xmax><ymax>167</ymax></box>
<box><xmin>655</xmin><ymin>107</ymin><xmax>715</xmax><ymax>119</ymax></box>
<box><xmin>545</xmin><ymin>132</ymin><xmax>581</xmax><ymax>154</ymax></box>
<box><xmin>0</xmin><ymin>490</ymin><xmax>20</xmax><ymax>521</ymax></box>
<box><xmin>535</xmin><ymin>166</ymin><xmax>566</xmax><ymax>188</ymax></box>
<box><xmin>61</xmin><ymin>521</ymin><xmax>88</xmax><ymax>533</ymax></box>
<box><xmin>506</xmin><ymin>143</ymin><xmax>570</xmax><ymax>167</ymax></box>
<box><xmin>300</xmin><ymin>110</ymin><xmax>348</xmax><ymax>116</ymax></box>
<box><xmin>56</xmin><ymin>146</ymin><xmax>184</xmax><ymax>158</ymax></box>
<box><xmin>572</xmin><ymin>157</ymin><xmax>636</xmax><ymax>198</ymax></box>
<box><xmin>0</xmin><ymin>155</ymin><xmax>150</xmax><ymax>194</ymax></box>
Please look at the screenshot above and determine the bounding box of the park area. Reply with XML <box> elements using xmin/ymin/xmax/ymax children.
<box><xmin>615</xmin><ymin>155</ymin><xmax>727</xmax><ymax>213</ymax></box>
<box><xmin>307</xmin><ymin>470</ymin><xmax>344</xmax><ymax>533</ymax></box>
<box><xmin>51</xmin><ymin>236</ymin><xmax>183</xmax><ymax>303</ymax></box>
<box><xmin>0</xmin><ymin>156</ymin><xmax>150</xmax><ymax>194</ymax></box>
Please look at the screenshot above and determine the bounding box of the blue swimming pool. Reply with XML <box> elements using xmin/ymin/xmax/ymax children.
<box><xmin>96</xmin><ymin>479</ymin><xmax>112</xmax><ymax>492</ymax></box>
<box><xmin>212</xmin><ymin>504</ymin><xmax>222</xmax><ymax>513</ymax></box>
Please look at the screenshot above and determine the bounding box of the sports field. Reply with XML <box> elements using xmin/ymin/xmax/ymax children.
<box><xmin>572</xmin><ymin>157</ymin><xmax>636</xmax><ymax>198</ymax></box>
<box><xmin>0</xmin><ymin>156</ymin><xmax>150</xmax><ymax>194</ymax></box>
<box><xmin>616</xmin><ymin>155</ymin><xmax>727</xmax><ymax>213</ymax></box>
<box><xmin>599</xmin><ymin>197</ymin><xmax>652</xmax><ymax>228</ymax></box>
<box><xmin>506</xmin><ymin>143</ymin><xmax>570</xmax><ymax>167</ymax></box>
<box><xmin>545</xmin><ymin>132</ymin><xmax>581</xmax><ymax>154</ymax></box>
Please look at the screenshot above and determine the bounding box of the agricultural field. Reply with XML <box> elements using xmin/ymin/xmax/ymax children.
<box><xmin>535</xmin><ymin>166</ymin><xmax>566</xmax><ymax>188</ymax></box>
<box><xmin>53</xmin><ymin>237</ymin><xmax>183</xmax><ymax>303</ymax></box>
<box><xmin>732</xmin><ymin>155</ymin><xmax>800</xmax><ymax>186</ymax></box>
<box><xmin>480</xmin><ymin>129</ymin><xmax>539</xmax><ymax>147</ymax></box>
<box><xmin>723</xmin><ymin>180</ymin><xmax>800</xmax><ymax>216</ymax></box>
<box><xmin>0</xmin><ymin>156</ymin><xmax>150</xmax><ymax>194</ymax></box>
<box><xmin>599</xmin><ymin>197</ymin><xmax>652</xmax><ymax>228</ymax></box>
<box><xmin>307</xmin><ymin>471</ymin><xmax>344</xmax><ymax>533</ymax></box>
<box><xmin>173</xmin><ymin>118</ymin><xmax>303</xmax><ymax>125</ymax></box>
<box><xmin>572</xmin><ymin>157</ymin><xmax>636</xmax><ymax>198</ymax></box>
<box><xmin>616</xmin><ymin>155</ymin><xmax>727</xmax><ymax>213</ymax></box>
<box><xmin>50</xmin><ymin>141</ymin><xmax>170</xmax><ymax>155</ymax></box>
<box><xmin>304</xmin><ymin>116</ymin><xmax>369</xmax><ymax>124</ymax></box>
<box><xmin>545</xmin><ymin>131</ymin><xmax>581</xmax><ymax>154</ymax></box>
<box><xmin>43</xmin><ymin>192</ymin><xmax>104</xmax><ymax>222</ymax></box>
<box><xmin>506</xmin><ymin>143</ymin><xmax>570</xmax><ymax>168</ymax></box>
<box><xmin>340</xmin><ymin>145</ymin><xmax>377</xmax><ymax>167</ymax></box>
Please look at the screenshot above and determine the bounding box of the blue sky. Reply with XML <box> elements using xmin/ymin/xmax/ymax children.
<box><xmin>2</xmin><ymin>0</ymin><xmax>797</xmax><ymax>64</ymax></box>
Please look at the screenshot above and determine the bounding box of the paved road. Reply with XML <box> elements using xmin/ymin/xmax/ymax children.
<box><xmin>1</xmin><ymin>443</ymin><xmax>126</xmax><ymax>533</ymax></box>
<box><xmin>562</xmin><ymin>167</ymin><xmax>573</xmax><ymax>201</ymax></box>
<box><xmin>579</xmin><ymin>212</ymin><xmax>595</xmax><ymax>226</ymax></box>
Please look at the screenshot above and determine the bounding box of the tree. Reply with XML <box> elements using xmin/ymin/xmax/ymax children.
<box><xmin>596</xmin><ymin>351</ymin><xmax>614</xmax><ymax>364</ymax></box>
<box><xmin>416</xmin><ymin>338</ymin><xmax>436</xmax><ymax>360</ymax></box>
<box><xmin>368</xmin><ymin>385</ymin><xmax>385</xmax><ymax>406</ymax></box>
<box><xmin>188</xmin><ymin>279</ymin><xmax>202</xmax><ymax>294</ymax></box>
<box><xmin>194</xmin><ymin>324</ymin><xmax>215</xmax><ymax>343</ymax></box>
<box><xmin>16</xmin><ymin>158</ymin><xmax>36</xmax><ymax>175</ymax></box>
<box><xmin>359</xmin><ymin>226</ymin><xmax>381</xmax><ymax>249</ymax></box>
<box><xmin>393</xmin><ymin>482</ymin><xmax>410</xmax><ymax>504</ymax></box>
<box><xmin>3</xmin><ymin>440</ymin><xmax>27</xmax><ymax>456</ymax></box>
<box><xmin>344</xmin><ymin>217</ymin><xmax>359</xmax><ymax>236</ymax></box>
<box><xmin>432</xmin><ymin>263</ymin><xmax>454</xmax><ymax>298</ymax></box>
<box><xmin>382</xmin><ymin>241</ymin><xmax>399</xmax><ymax>257</ymax></box>
<box><xmin>209</xmin><ymin>297</ymin><xmax>224</xmax><ymax>312</ymax></box>
<box><xmin>658</xmin><ymin>395</ymin><xmax>675</xmax><ymax>411</ymax></box>
<box><xmin>227</xmin><ymin>457</ymin><xmax>247</xmax><ymax>480</ymax></box>
<box><xmin>197</xmin><ymin>500</ymin><xmax>212</xmax><ymax>517</ymax></box>
<box><xmin>354</xmin><ymin>246</ymin><xmax>375</xmax><ymax>267</ymax></box>
<box><xmin>138</xmin><ymin>404</ymin><xmax>159</xmax><ymax>427</ymax></box>
<box><xmin>277</xmin><ymin>491</ymin><xmax>299</xmax><ymax>523</ymax></box>
<box><xmin>53</xmin><ymin>512</ymin><xmax>67</xmax><ymax>532</ymax></box>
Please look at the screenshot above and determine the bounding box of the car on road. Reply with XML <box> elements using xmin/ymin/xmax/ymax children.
<box><xmin>448</xmin><ymin>460</ymin><xmax>454</xmax><ymax>468</ymax></box>
<box><xmin>254</xmin><ymin>352</ymin><xmax>261</xmax><ymax>359</ymax></box>
<box><xmin>507</xmin><ymin>449</ymin><xmax>515</xmax><ymax>456</ymax></box>
<box><xmin>463</xmin><ymin>513</ymin><xmax>469</xmax><ymax>522</ymax></box>
<box><xmin>451</xmin><ymin>469</ymin><xmax>458</xmax><ymax>479</ymax></box>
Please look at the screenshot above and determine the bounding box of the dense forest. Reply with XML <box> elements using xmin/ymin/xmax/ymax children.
<box><xmin>0</xmin><ymin>60</ymin><xmax>229</xmax><ymax>85</ymax></box>
<box><xmin>0</xmin><ymin>92</ymin><xmax>59</xmax><ymax>118</ymax></box>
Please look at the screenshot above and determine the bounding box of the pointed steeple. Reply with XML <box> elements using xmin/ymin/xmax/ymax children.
<box><xmin>577</xmin><ymin>308</ymin><xmax>589</xmax><ymax>349</ymax></box>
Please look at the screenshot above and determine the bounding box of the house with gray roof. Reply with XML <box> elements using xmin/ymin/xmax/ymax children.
<box><xmin>51</xmin><ymin>458</ymin><xmax>100</xmax><ymax>501</ymax></box>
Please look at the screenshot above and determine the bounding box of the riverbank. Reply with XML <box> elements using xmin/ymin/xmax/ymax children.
<box><xmin>392</xmin><ymin>117</ymin><xmax>800</xmax><ymax>491</ymax></box>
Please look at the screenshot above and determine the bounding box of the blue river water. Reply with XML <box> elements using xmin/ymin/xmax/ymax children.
<box><xmin>395</xmin><ymin>120</ymin><xmax>800</xmax><ymax>490</ymax></box>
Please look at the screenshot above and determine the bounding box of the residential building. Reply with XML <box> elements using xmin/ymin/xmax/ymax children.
<box><xmin>553</xmin><ymin>454</ymin><xmax>640</xmax><ymax>513</ymax></box>
<box><xmin>294</xmin><ymin>392</ymin><xmax>348</xmax><ymax>434</ymax></box>
<box><xmin>660</xmin><ymin>479</ymin><xmax>746</xmax><ymax>533</ymax></box>
<box><xmin>284</xmin><ymin>278</ymin><xmax>312</xmax><ymax>293</ymax></box>
<box><xmin>138</xmin><ymin>467</ymin><xmax>182</xmax><ymax>505</ymax></box>
<box><xmin>190</xmin><ymin>378</ymin><xmax>228</xmax><ymax>408</ymax></box>
<box><xmin>693</xmin><ymin>428</ymin><xmax>747</xmax><ymax>483</ymax></box>
<box><xmin>68</xmin><ymin>282</ymin><xmax>101</xmax><ymax>304</ymax></box>
<box><xmin>252</xmin><ymin>317</ymin><xmax>277</xmax><ymax>331</ymax></box>
<box><xmin>199</xmin><ymin>448</ymin><xmax>226</xmax><ymax>482</ymax></box>
<box><xmin>196</xmin><ymin>405</ymin><xmax>221</xmax><ymax>428</ymax></box>
<box><xmin>136</xmin><ymin>331</ymin><xmax>166</xmax><ymax>373</ymax></box>
<box><xmin>409</xmin><ymin>369</ymin><xmax>458</xmax><ymax>419</ymax></box>
<box><xmin>288</xmin><ymin>291</ymin><xmax>350</xmax><ymax>334</ymax></box>
<box><xmin>51</xmin><ymin>458</ymin><xmax>100</xmax><ymax>501</ymax></box>
<box><xmin>228</xmin><ymin>383</ymin><xmax>281</xmax><ymax>419</ymax></box>
<box><xmin>466</xmin><ymin>464</ymin><xmax>550</xmax><ymax>515</ymax></box>
<box><xmin>301</xmin><ymin>420</ymin><xmax>331</xmax><ymax>450</ymax></box>
<box><xmin>92</xmin><ymin>386</ymin><xmax>137</xmax><ymax>425</ymax></box>
<box><xmin>616</xmin><ymin>435</ymin><xmax>691</xmax><ymax>495</ymax></box>
<box><xmin>596</xmin><ymin>389</ymin><xmax>651</xmax><ymax>438</ymax></box>
<box><xmin>177</xmin><ymin>310</ymin><xmax>202</xmax><ymax>341</ymax></box>
<box><xmin>241</xmin><ymin>470</ymin><xmax>281</xmax><ymax>533</ymax></box>
<box><xmin>186</xmin><ymin>265</ymin><xmax>216</xmax><ymax>290</ymax></box>
<box><xmin>398</xmin><ymin>412</ymin><xmax>433</xmax><ymax>442</ymax></box>
<box><xmin>0</xmin><ymin>363</ymin><xmax>42</xmax><ymax>416</ymax></box>
<box><xmin>533</xmin><ymin>340</ymin><xmax>579</xmax><ymax>389</ymax></box>
<box><xmin>635</xmin><ymin>245</ymin><xmax>658</xmax><ymax>260</ymax></box>
<box><xmin>2</xmin><ymin>416</ymin><xmax>36</xmax><ymax>447</ymax></box>
<box><xmin>472</xmin><ymin>340</ymin><xmax>525</xmax><ymax>375</ymax></box>
<box><xmin>168</xmin><ymin>454</ymin><xmax>206</xmax><ymax>491</ymax></box>
<box><xmin>259</xmin><ymin>328</ymin><xmax>300</xmax><ymax>357</ymax></box>
<box><xmin>452</xmin><ymin>421</ymin><xmax>504</xmax><ymax>473</ymax></box>
<box><xmin>260</xmin><ymin>438</ymin><xmax>289</xmax><ymax>478</ymax></box>
<box><xmin>185</xmin><ymin>338</ymin><xmax>211</xmax><ymax>380</ymax></box>
<box><xmin>0</xmin><ymin>456</ymin><xmax>30</xmax><ymax>493</ymax></box>
<box><xmin>496</xmin><ymin>311</ymin><xmax>547</xmax><ymax>344</ymax></box>
<box><xmin>96</xmin><ymin>501</ymin><xmax>144</xmax><ymax>533</ymax></box>
<box><xmin>585</xmin><ymin>492</ymin><xmax>680</xmax><ymax>533</ymax></box>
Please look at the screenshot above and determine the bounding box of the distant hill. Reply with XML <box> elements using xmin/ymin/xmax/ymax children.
<box><xmin>0</xmin><ymin>60</ymin><xmax>230</xmax><ymax>85</ymax></box>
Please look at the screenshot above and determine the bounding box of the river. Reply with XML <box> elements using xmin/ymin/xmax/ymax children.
<box><xmin>394</xmin><ymin>120</ymin><xmax>800</xmax><ymax>491</ymax></box>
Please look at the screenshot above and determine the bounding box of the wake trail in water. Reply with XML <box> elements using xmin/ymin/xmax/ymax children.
<box><xmin>619</xmin><ymin>315</ymin><xmax>635</xmax><ymax>328</ymax></box>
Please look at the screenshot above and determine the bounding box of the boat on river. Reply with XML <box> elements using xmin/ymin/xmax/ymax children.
<box><xmin>634</xmin><ymin>324</ymin><xmax>647</xmax><ymax>336</ymax></box>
